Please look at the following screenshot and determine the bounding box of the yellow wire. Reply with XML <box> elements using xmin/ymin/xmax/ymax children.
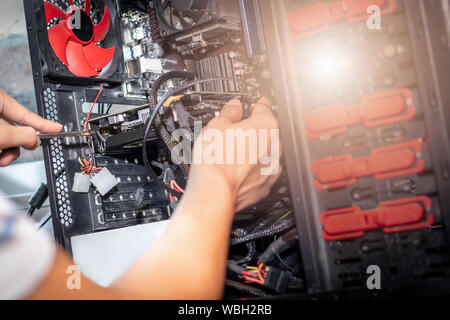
<box><xmin>274</xmin><ymin>211</ymin><xmax>293</xmax><ymax>224</ymax></box>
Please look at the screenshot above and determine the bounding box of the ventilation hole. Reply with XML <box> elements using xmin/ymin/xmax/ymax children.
<box><xmin>42</xmin><ymin>88</ymin><xmax>73</xmax><ymax>228</ymax></box>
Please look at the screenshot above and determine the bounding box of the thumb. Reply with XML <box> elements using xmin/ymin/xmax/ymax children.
<box><xmin>218</xmin><ymin>99</ymin><xmax>243</xmax><ymax>123</ymax></box>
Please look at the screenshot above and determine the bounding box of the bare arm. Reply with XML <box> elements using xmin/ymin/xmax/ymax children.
<box><xmin>111</xmin><ymin>97</ymin><xmax>281</xmax><ymax>299</ymax></box>
<box><xmin>12</xmin><ymin>96</ymin><xmax>280</xmax><ymax>299</ymax></box>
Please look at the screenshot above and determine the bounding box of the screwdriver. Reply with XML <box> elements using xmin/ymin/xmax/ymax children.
<box><xmin>37</xmin><ymin>131</ymin><xmax>93</xmax><ymax>143</ymax></box>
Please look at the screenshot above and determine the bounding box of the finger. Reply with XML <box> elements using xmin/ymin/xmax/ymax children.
<box><xmin>242</xmin><ymin>96</ymin><xmax>278</xmax><ymax>131</ymax></box>
<box><xmin>0</xmin><ymin>148</ymin><xmax>20</xmax><ymax>167</ymax></box>
<box><xmin>251</xmin><ymin>96</ymin><xmax>273</xmax><ymax>116</ymax></box>
<box><xmin>0</xmin><ymin>90</ymin><xmax>62</xmax><ymax>133</ymax></box>
<box><xmin>218</xmin><ymin>99</ymin><xmax>243</xmax><ymax>123</ymax></box>
<box><xmin>0</xmin><ymin>122</ymin><xmax>40</xmax><ymax>150</ymax></box>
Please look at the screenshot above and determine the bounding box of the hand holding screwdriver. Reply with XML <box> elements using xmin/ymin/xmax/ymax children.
<box><xmin>0</xmin><ymin>90</ymin><xmax>62</xmax><ymax>166</ymax></box>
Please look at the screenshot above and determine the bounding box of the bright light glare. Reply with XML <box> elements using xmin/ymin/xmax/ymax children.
<box><xmin>306</xmin><ymin>49</ymin><xmax>353</xmax><ymax>85</ymax></box>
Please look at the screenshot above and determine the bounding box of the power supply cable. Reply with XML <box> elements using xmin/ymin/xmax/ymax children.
<box><xmin>27</xmin><ymin>167</ymin><xmax>65</xmax><ymax>217</ymax></box>
<box><xmin>149</xmin><ymin>71</ymin><xmax>195</xmax><ymax>177</ymax></box>
<box><xmin>142</xmin><ymin>77</ymin><xmax>244</xmax><ymax>197</ymax></box>
<box><xmin>26</xmin><ymin>183</ymin><xmax>48</xmax><ymax>217</ymax></box>
<box><xmin>230</xmin><ymin>217</ymin><xmax>295</xmax><ymax>246</ymax></box>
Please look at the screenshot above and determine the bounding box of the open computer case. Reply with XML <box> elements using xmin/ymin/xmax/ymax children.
<box><xmin>24</xmin><ymin>0</ymin><xmax>450</xmax><ymax>299</ymax></box>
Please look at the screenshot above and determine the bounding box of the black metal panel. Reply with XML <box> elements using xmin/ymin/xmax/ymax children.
<box><xmin>23</xmin><ymin>0</ymin><xmax>171</xmax><ymax>253</ymax></box>
<box><xmin>260</xmin><ymin>0</ymin><xmax>450</xmax><ymax>296</ymax></box>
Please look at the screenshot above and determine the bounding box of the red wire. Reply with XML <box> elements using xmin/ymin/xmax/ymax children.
<box><xmin>242</xmin><ymin>271</ymin><xmax>259</xmax><ymax>278</ymax></box>
<box><xmin>83</xmin><ymin>84</ymin><xmax>103</xmax><ymax>132</ymax></box>
<box><xmin>241</xmin><ymin>271</ymin><xmax>265</xmax><ymax>285</ymax></box>
<box><xmin>256</xmin><ymin>262</ymin><xmax>266</xmax><ymax>283</ymax></box>
<box><xmin>80</xmin><ymin>157</ymin><xmax>102</xmax><ymax>176</ymax></box>
<box><xmin>242</xmin><ymin>276</ymin><xmax>264</xmax><ymax>285</ymax></box>
<box><xmin>171</xmin><ymin>180</ymin><xmax>185</xmax><ymax>194</ymax></box>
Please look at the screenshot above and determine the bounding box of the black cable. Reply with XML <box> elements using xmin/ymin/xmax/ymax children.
<box><xmin>225</xmin><ymin>279</ymin><xmax>270</xmax><ymax>297</ymax></box>
<box><xmin>230</xmin><ymin>228</ymin><xmax>257</xmax><ymax>265</ymax></box>
<box><xmin>38</xmin><ymin>214</ymin><xmax>51</xmax><ymax>229</ymax></box>
<box><xmin>288</xmin><ymin>276</ymin><xmax>305</xmax><ymax>289</ymax></box>
<box><xmin>149</xmin><ymin>71</ymin><xmax>195</xmax><ymax>177</ymax></box>
<box><xmin>230</xmin><ymin>217</ymin><xmax>295</xmax><ymax>246</ymax></box>
<box><xmin>27</xmin><ymin>206</ymin><xmax>36</xmax><ymax>217</ymax></box>
<box><xmin>105</xmin><ymin>104</ymin><xmax>113</xmax><ymax>113</ymax></box>
<box><xmin>26</xmin><ymin>183</ymin><xmax>48</xmax><ymax>217</ymax></box>
<box><xmin>142</xmin><ymin>77</ymin><xmax>243</xmax><ymax>197</ymax></box>
<box><xmin>258</xmin><ymin>229</ymin><xmax>298</xmax><ymax>265</ymax></box>
<box><xmin>273</xmin><ymin>236</ymin><xmax>297</xmax><ymax>274</ymax></box>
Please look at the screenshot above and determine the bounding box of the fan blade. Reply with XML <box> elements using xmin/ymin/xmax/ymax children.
<box><xmin>93</xmin><ymin>6</ymin><xmax>111</xmax><ymax>43</ymax></box>
<box><xmin>66</xmin><ymin>41</ymin><xmax>99</xmax><ymax>77</ymax></box>
<box><xmin>48</xmin><ymin>21</ymin><xmax>71</xmax><ymax>66</ymax></box>
<box><xmin>84</xmin><ymin>0</ymin><xmax>91</xmax><ymax>14</ymax></box>
<box><xmin>82</xmin><ymin>42</ymin><xmax>115</xmax><ymax>71</ymax></box>
<box><xmin>44</xmin><ymin>1</ymin><xmax>68</xmax><ymax>24</ymax></box>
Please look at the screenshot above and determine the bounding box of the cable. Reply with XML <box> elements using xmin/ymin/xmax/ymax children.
<box><xmin>26</xmin><ymin>183</ymin><xmax>48</xmax><ymax>217</ymax></box>
<box><xmin>38</xmin><ymin>214</ymin><xmax>51</xmax><ymax>229</ymax></box>
<box><xmin>230</xmin><ymin>217</ymin><xmax>295</xmax><ymax>246</ymax></box>
<box><xmin>84</xmin><ymin>84</ymin><xmax>103</xmax><ymax>132</ymax></box>
<box><xmin>225</xmin><ymin>279</ymin><xmax>270</xmax><ymax>297</ymax></box>
<box><xmin>79</xmin><ymin>157</ymin><xmax>102</xmax><ymax>176</ymax></box>
<box><xmin>26</xmin><ymin>167</ymin><xmax>66</xmax><ymax>217</ymax></box>
<box><xmin>142</xmin><ymin>77</ymin><xmax>242</xmax><ymax>197</ymax></box>
<box><xmin>230</xmin><ymin>228</ymin><xmax>257</xmax><ymax>265</ymax></box>
<box><xmin>149</xmin><ymin>71</ymin><xmax>194</xmax><ymax>177</ymax></box>
<box><xmin>274</xmin><ymin>236</ymin><xmax>297</xmax><ymax>274</ymax></box>
<box><xmin>258</xmin><ymin>229</ymin><xmax>298</xmax><ymax>265</ymax></box>
<box><xmin>105</xmin><ymin>104</ymin><xmax>113</xmax><ymax>114</ymax></box>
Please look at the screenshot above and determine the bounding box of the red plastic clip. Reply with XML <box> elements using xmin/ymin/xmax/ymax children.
<box><xmin>320</xmin><ymin>196</ymin><xmax>434</xmax><ymax>241</ymax></box>
<box><xmin>311</xmin><ymin>138</ymin><xmax>425</xmax><ymax>190</ymax></box>
<box><xmin>304</xmin><ymin>88</ymin><xmax>415</xmax><ymax>140</ymax></box>
<box><xmin>288</xmin><ymin>0</ymin><xmax>397</xmax><ymax>40</ymax></box>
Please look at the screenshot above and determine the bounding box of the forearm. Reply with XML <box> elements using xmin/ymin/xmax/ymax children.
<box><xmin>113</xmin><ymin>172</ymin><xmax>235</xmax><ymax>299</ymax></box>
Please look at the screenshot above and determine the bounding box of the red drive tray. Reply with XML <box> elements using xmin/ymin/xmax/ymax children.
<box><xmin>304</xmin><ymin>88</ymin><xmax>415</xmax><ymax>140</ymax></box>
<box><xmin>320</xmin><ymin>196</ymin><xmax>435</xmax><ymax>241</ymax></box>
<box><xmin>288</xmin><ymin>0</ymin><xmax>397</xmax><ymax>40</ymax></box>
<box><xmin>311</xmin><ymin>138</ymin><xmax>426</xmax><ymax>190</ymax></box>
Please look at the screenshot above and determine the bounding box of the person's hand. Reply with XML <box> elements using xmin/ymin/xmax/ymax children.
<box><xmin>187</xmin><ymin>97</ymin><xmax>282</xmax><ymax>212</ymax></box>
<box><xmin>0</xmin><ymin>90</ymin><xmax>62</xmax><ymax>167</ymax></box>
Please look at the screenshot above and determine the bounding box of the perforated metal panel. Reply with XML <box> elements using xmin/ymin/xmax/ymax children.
<box><xmin>43</xmin><ymin>87</ymin><xmax>73</xmax><ymax>228</ymax></box>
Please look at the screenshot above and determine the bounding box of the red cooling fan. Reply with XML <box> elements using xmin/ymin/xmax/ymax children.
<box><xmin>43</xmin><ymin>0</ymin><xmax>116</xmax><ymax>77</ymax></box>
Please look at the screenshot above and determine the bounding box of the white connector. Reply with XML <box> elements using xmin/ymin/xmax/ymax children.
<box><xmin>72</xmin><ymin>172</ymin><xmax>91</xmax><ymax>193</ymax></box>
<box><xmin>91</xmin><ymin>168</ymin><xmax>119</xmax><ymax>196</ymax></box>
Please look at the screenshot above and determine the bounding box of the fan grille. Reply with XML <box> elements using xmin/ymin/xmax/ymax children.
<box><xmin>163</xmin><ymin>4</ymin><xmax>183</xmax><ymax>30</ymax></box>
<box><xmin>45</xmin><ymin>0</ymin><xmax>102</xmax><ymax>26</ymax></box>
